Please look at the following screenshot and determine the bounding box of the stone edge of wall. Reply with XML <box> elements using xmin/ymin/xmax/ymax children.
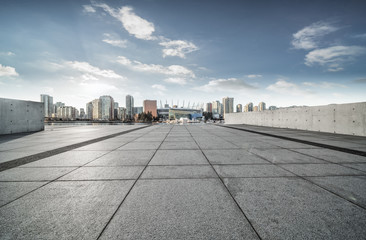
<box><xmin>0</xmin><ymin>98</ymin><xmax>44</xmax><ymax>135</ymax></box>
<box><xmin>224</xmin><ymin>102</ymin><xmax>366</xmax><ymax>137</ymax></box>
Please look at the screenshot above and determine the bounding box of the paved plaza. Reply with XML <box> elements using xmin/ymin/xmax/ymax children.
<box><xmin>0</xmin><ymin>124</ymin><xmax>366</xmax><ymax>239</ymax></box>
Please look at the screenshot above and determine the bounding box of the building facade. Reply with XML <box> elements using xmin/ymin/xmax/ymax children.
<box><xmin>92</xmin><ymin>99</ymin><xmax>101</xmax><ymax>120</ymax></box>
<box><xmin>258</xmin><ymin>102</ymin><xmax>266</xmax><ymax>112</ymax></box>
<box><xmin>205</xmin><ymin>102</ymin><xmax>212</xmax><ymax>113</ymax></box>
<box><xmin>236</xmin><ymin>104</ymin><xmax>242</xmax><ymax>113</ymax></box>
<box><xmin>40</xmin><ymin>94</ymin><xmax>53</xmax><ymax>118</ymax></box>
<box><xmin>86</xmin><ymin>101</ymin><xmax>93</xmax><ymax>119</ymax></box>
<box><xmin>126</xmin><ymin>95</ymin><xmax>134</xmax><ymax>120</ymax></box>
<box><xmin>222</xmin><ymin>97</ymin><xmax>234</xmax><ymax>115</ymax></box>
<box><xmin>143</xmin><ymin>100</ymin><xmax>157</xmax><ymax>117</ymax></box>
<box><xmin>99</xmin><ymin>95</ymin><xmax>114</xmax><ymax>120</ymax></box>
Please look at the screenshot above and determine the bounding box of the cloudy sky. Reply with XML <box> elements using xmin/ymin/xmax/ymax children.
<box><xmin>1</xmin><ymin>0</ymin><xmax>365</xmax><ymax>110</ymax></box>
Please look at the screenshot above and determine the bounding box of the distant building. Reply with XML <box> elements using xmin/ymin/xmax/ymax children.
<box><xmin>114</xmin><ymin>102</ymin><xmax>119</xmax><ymax>120</ymax></box>
<box><xmin>92</xmin><ymin>99</ymin><xmax>101</xmax><ymax>120</ymax></box>
<box><xmin>236</xmin><ymin>104</ymin><xmax>242</xmax><ymax>113</ymax></box>
<box><xmin>126</xmin><ymin>95</ymin><xmax>134</xmax><ymax>120</ymax></box>
<box><xmin>117</xmin><ymin>107</ymin><xmax>127</xmax><ymax>120</ymax></box>
<box><xmin>164</xmin><ymin>104</ymin><xmax>169</xmax><ymax>108</ymax></box>
<box><xmin>244</xmin><ymin>102</ymin><xmax>253</xmax><ymax>112</ymax></box>
<box><xmin>133</xmin><ymin>107</ymin><xmax>143</xmax><ymax>115</ymax></box>
<box><xmin>268</xmin><ymin>106</ymin><xmax>277</xmax><ymax>110</ymax></box>
<box><xmin>212</xmin><ymin>100</ymin><xmax>223</xmax><ymax>116</ymax></box>
<box><xmin>79</xmin><ymin>108</ymin><xmax>85</xmax><ymax>119</ymax></box>
<box><xmin>57</xmin><ymin>106</ymin><xmax>76</xmax><ymax>120</ymax></box>
<box><xmin>53</xmin><ymin>102</ymin><xmax>64</xmax><ymax>116</ymax></box>
<box><xmin>254</xmin><ymin>106</ymin><xmax>259</xmax><ymax>112</ymax></box>
<box><xmin>205</xmin><ymin>103</ymin><xmax>212</xmax><ymax>113</ymax></box>
<box><xmin>86</xmin><ymin>101</ymin><xmax>93</xmax><ymax>119</ymax></box>
<box><xmin>143</xmin><ymin>100</ymin><xmax>157</xmax><ymax>117</ymax></box>
<box><xmin>40</xmin><ymin>94</ymin><xmax>53</xmax><ymax>118</ymax></box>
<box><xmin>99</xmin><ymin>95</ymin><xmax>114</xmax><ymax>120</ymax></box>
<box><xmin>222</xmin><ymin>97</ymin><xmax>234</xmax><ymax>115</ymax></box>
<box><xmin>258</xmin><ymin>102</ymin><xmax>266</xmax><ymax>111</ymax></box>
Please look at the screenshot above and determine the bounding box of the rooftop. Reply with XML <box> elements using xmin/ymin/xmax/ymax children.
<box><xmin>0</xmin><ymin>124</ymin><xmax>365</xmax><ymax>239</ymax></box>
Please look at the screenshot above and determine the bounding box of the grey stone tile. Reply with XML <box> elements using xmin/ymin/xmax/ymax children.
<box><xmin>306</xmin><ymin>176</ymin><xmax>366</xmax><ymax>208</ymax></box>
<box><xmin>160</xmin><ymin>141</ymin><xmax>199</xmax><ymax>150</ymax></box>
<box><xmin>292</xmin><ymin>148</ymin><xmax>366</xmax><ymax>163</ymax></box>
<box><xmin>231</xmin><ymin>141</ymin><xmax>278</xmax><ymax>149</ymax></box>
<box><xmin>149</xmin><ymin>150</ymin><xmax>208</xmax><ymax>165</ymax></box>
<box><xmin>203</xmin><ymin>149</ymin><xmax>268</xmax><ymax>164</ymax></box>
<box><xmin>195</xmin><ymin>140</ymin><xmax>239</xmax><ymax>150</ymax></box>
<box><xmin>266</xmin><ymin>140</ymin><xmax>320</xmax><ymax>149</ymax></box>
<box><xmin>164</xmin><ymin>136</ymin><xmax>194</xmax><ymax>142</ymax></box>
<box><xmin>249</xmin><ymin>148</ymin><xmax>326</xmax><ymax>164</ymax></box>
<box><xmin>214</xmin><ymin>165</ymin><xmax>294</xmax><ymax>178</ymax></box>
<box><xmin>132</xmin><ymin>138</ymin><xmax>165</xmax><ymax>142</ymax></box>
<box><xmin>280</xmin><ymin>163</ymin><xmax>365</xmax><ymax>176</ymax></box>
<box><xmin>0</xmin><ymin>180</ymin><xmax>134</xmax><ymax>240</ymax></box>
<box><xmin>0</xmin><ymin>182</ymin><xmax>46</xmax><ymax>206</ymax></box>
<box><xmin>99</xmin><ymin>179</ymin><xmax>259</xmax><ymax>240</ymax></box>
<box><xmin>60</xmin><ymin>166</ymin><xmax>145</xmax><ymax>180</ymax></box>
<box><xmin>141</xmin><ymin>166</ymin><xmax>217</xmax><ymax>179</ymax></box>
<box><xmin>87</xmin><ymin>150</ymin><xmax>155</xmax><ymax>166</ymax></box>
<box><xmin>118</xmin><ymin>141</ymin><xmax>161</xmax><ymax>150</ymax></box>
<box><xmin>224</xmin><ymin>177</ymin><xmax>366</xmax><ymax>240</ymax></box>
<box><xmin>0</xmin><ymin>167</ymin><xmax>76</xmax><ymax>181</ymax></box>
<box><xmin>341</xmin><ymin>163</ymin><xmax>366</xmax><ymax>172</ymax></box>
<box><xmin>75</xmin><ymin>141</ymin><xmax>128</xmax><ymax>151</ymax></box>
<box><xmin>20</xmin><ymin>151</ymin><xmax>109</xmax><ymax>167</ymax></box>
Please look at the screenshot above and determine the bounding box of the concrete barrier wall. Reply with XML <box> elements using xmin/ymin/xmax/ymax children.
<box><xmin>0</xmin><ymin>98</ymin><xmax>44</xmax><ymax>135</ymax></box>
<box><xmin>225</xmin><ymin>102</ymin><xmax>366</xmax><ymax>136</ymax></box>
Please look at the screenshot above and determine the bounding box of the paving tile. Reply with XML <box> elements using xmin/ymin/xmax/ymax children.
<box><xmin>0</xmin><ymin>151</ymin><xmax>45</xmax><ymax>164</ymax></box>
<box><xmin>0</xmin><ymin>182</ymin><xmax>46</xmax><ymax>206</ymax></box>
<box><xmin>118</xmin><ymin>141</ymin><xmax>161</xmax><ymax>150</ymax></box>
<box><xmin>214</xmin><ymin>165</ymin><xmax>294</xmax><ymax>178</ymax></box>
<box><xmin>224</xmin><ymin>177</ymin><xmax>366</xmax><ymax>240</ymax></box>
<box><xmin>0</xmin><ymin>167</ymin><xmax>76</xmax><ymax>181</ymax></box>
<box><xmin>141</xmin><ymin>166</ymin><xmax>217</xmax><ymax>179</ymax></box>
<box><xmin>292</xmin><ymin>148</ymin><xmax>366</xmax><ymax>163</ymax></box>
<box><xmin>160</xmin><ymin>141</ymin><xmax>199</xmax><ymax>150</ymax></box>
<box><xmin>75</xmin><ymin>141</ymin><xmax>129</xmax><ymax>151</ymax></box>
<box><xmin>20</xmin><ymin>151</ymin><xmax>109</xmax><ymax>167</ymax></box>
<box><xmin>60</xmin><ymin>166</ymin><xmax>145</xmax><ymax>180</ymax></box>
<box><xmin>306</xmin><ymin>176</ymin><xmax>366</xmax><ymax>208</ymax></box>
<box><xmin>249</xmin><ymin>148</ymin><xmax>326</xmax><ymax>164</ymax></box>
<box><xmin>87</xmin><ymin>150</ymin><xmax>155</xmax><ymax>166</ymax></box>
<box><xmin>279</xmin><ymin>163</ymin><xmax>365</xmax><ymax>176</ymax></box>
<box><xmin>0</xmin><ymin>180</ymin><xmax>134</xmax><ymax>239</ymax></box>
<box><xmin>99</xmin><ymin>179</ymin><xmax>259</xmax><ymax>240</ymax></box>
<box><xmin>164</xmin><ymin>136</ymin><xmax>194</xmax><ymax>142</ymax></box>
<box><xmin>149</xmin><ymin>150</ymin><xmax>208</xmax><ymax>165</ymax></box>
<box><xmin>341</xmin><ymin>163</ymin><xmax>366</xmax><ymax>172</ymax></box>
<box><xmin>195</xmin><ymin>140</ymin><xmax>239</xmax><ymax>149</ymax></box>
<box><xmin>203</xmin><ymin>149</ymin><xmax>268</xmax><ymax>164</ymax></box>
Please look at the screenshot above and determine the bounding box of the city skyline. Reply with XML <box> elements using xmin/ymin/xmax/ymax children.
<box><xmin>1</xmin><ymin>0</ymin><xmax>366</xmax><ymax>110</ymax></box>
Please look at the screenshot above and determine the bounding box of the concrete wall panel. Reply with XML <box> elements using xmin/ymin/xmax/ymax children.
<box><xmin>0</xmin><ymin>98</ymin><xmax>44</xmax><ymax>135</ymax></box>
<box><xmin>225</xmin><ymin>102</ymin><xmax>366</xmax><ymax>136</ymax></box>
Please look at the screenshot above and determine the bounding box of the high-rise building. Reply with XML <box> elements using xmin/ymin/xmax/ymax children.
<box><xmin>118</xmin><ymin>107</ymin><xmax>127</xmax><ymax>120</ymax></box>
<box><xmin>143</xmin><ymin>100</ymin><xmax>157</xmax><ymax>117</ymax></box>
<box><xmin>57</xmin><ymin>106</ymin><xmax>76</xmax><ymax>120</ymax></box>
<box><xmin>79</xmin><ymin>108</ymin><xmax>85</xmax><ymax>119</ymax></box>
<box><xmin>99</xmin><ymin>95</ymin><xmax>114</xmax><ymax>120</ymax></box>
<box><xmin>53</xmin><ymin>102</ymin><xmax>65</xmax><ymax>116</ymax></box>
<box><xmin>86</xmin><ymin>102</ymin><xmax>93</xmax><ymax>119</ymax></box>
<box><xmin>133</xmin><ymin>107</ymin><xmax>143</xmax><ymax>115</ymax></box>
<box><xmin>258</xmin><ymin>102</ymin><xmax>266</xmax><ymax>111</ymax></box>
<box><xmin>254</xmin><ymin>106</ymin><xmax>259</xmax><ymax>112</ymax></box>
<box><xmin>244</xmin><ymin>102</ymin><xmax>253</xmax><ymax>112</ymax></box>
<box><xmin>205</xmin><ymin>103</ymin><xmax>212</xmax><ymax>113</ymax></box>
<box><xmin>268</xmin><ymin>106</ymin><xmax>277</xmax><ymax>110</ymax></box>
<box><xmin>212</xmin><ymin>100</ymin><xmax>222</xmax><ymax>115</ymax></box>
<box><xmin>236</xmin><ymin>104</ymin><xmax>242</xmax><ymax>113</ymax></box>
<box><xmin>114</xmin><ymin>102</ymin><xmax>119</xmax><ymax>120</ymax></box>
<box><xmin>40</xmin><ymin>94</ymin><xmax>53</xmax><ymax>117</ymax></box>
<box><xmin>222</xmin><ymin>97</ymin><xmax>234</xmax><ymax>115</ymax></box>
<box><xmin>92</xmin><ymin>99</ymin><xmax>101</xmax><ymax>120</ymax></box>
<box><xmin>126</xmin><ymin>95</ymin><xmax>134</xmax><ymax>119</ymax></box>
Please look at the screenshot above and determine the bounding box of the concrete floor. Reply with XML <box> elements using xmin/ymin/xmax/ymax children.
<box><xmin>0</xmin><ymin>124</ymin><xmax>366</xmax><ymax>239</ymax></box>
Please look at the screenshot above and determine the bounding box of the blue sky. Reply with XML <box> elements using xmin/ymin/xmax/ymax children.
<box><xmin>0</xmin><ymin>0</ymin><xmax>365</xmax><ymax>110</ymax></box>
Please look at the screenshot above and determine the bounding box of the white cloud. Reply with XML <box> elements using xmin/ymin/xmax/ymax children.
<box><xmin>302</xmin><ymin>81</ymin><xmax>346</xmax><ymax>88</ymax></box>
<box><xmin>159</xmin><ymin>40</ymin><xmax>198</xmax><ymax>58</ymax></box>
<box><xmin>83</xmin><ymin>5</ymin><xmax>96</xmax><ymax>13</ymax></box>
<box><xmin>304</xmin><ymin>45</ymin><xmax>366</xmax><ymax>71</ymax></box>
<box><xmin>0</xmin><ymin>64</ymin><xmax>19</xmax><ymax>77</ymax></box>
<box><xmin>65</xmin><ymin>61</ymin><xmax>125</xmax><ymax>79</ymax></box>
<box><xmin>352</xmin><ymin>33</ymin><xmax>366</xmax><ymax>39</ymax></box>
<box><xmin>164</xmin><ymin>77</ymin><xmax>188</xmax><ymax>85</ymax></box>
<box><xmin>292</xmin><ymin>21</ymin><xmax>338</xmax><ymax>50</ymax></box>
<box><xmin>267</xmin><ymin>79</ymin><xmax>313</xmax><ymax>96</ymax></box>
<box><xmin>0</xmin><ymin>51</ymin><xmax>15</xmax><ymax>56</ymax></box>
<box><xmin>116</xmin><ymin>56</ymin><xmax>195</xmax><ymax>77</ymax></box>
<box><xmin>194</xmin><ymin>78</ymin><xmax>256</xmax><ymax>92</ymax></box>
<box><xmin>152</xmin><ymin>84</ymin><xmax>167</xmax><ymax>91</ymax></box>
<box><xmin>247</xmin><ymin>74</ymin><xmax>262</xmax><ymax>78</ymax></box>
<box><xmin>95</xmin><ymin>4</ymin><xmax>155</xmax><ymax>40</ymax></box>
<box><xmin>102</xmin><ymin>34</ymin><xmax>128</xmax><ymax>48</ymax></box>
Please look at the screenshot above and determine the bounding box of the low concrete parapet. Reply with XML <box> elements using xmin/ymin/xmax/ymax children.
<box><xmin>0</xmin><ymin>98</ymin><xmax>44</xmax><ymax>135</ymax></box>
<box><xmin>225</xmin><ymin>102</ymin><xmax>366</xmax><ymax>136</ymax></box>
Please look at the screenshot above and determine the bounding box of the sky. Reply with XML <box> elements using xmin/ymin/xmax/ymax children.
<box><xmin>0</xmin><ymin>0</ymin><xmax>366</xmax><ymax>110</ymax></box>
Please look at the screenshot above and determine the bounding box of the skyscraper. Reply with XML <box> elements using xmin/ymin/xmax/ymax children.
<box><xmin>99</xmin><ymin>96</ymin><xmax>114</xmax><ymax>120</ymax></box>
<box><xmin>143</xmin><ymin>100</ymin><xmax>157</xmax><ymax>117</ymax></box>
<box><xmin>236</xmin><ymin>104</ymin><xmax>242</xmax><ymax>113</ymax></box>
<box><xmin>258</xmin><ymin>102</ymin><xmax>266</xmax><ymax>111</ymax></box>
<box><xmin>126</xmin><ymin>95</ymin><xmax>134</xmax><ymax>120</ymax></box>
<box><xmin>205</xmin><ymin>103</ymin><xmax>212</xmax><ymax>113</ymax></box>
<box><xmin>222</xmin><ymin>97</ymin><xmax>234</xmax><ymax>115</ymax></box>
<box><xmin>244</xmin><ymin>102</ymin><xmax>253</xmax><ymax>112</ymax></box>
<box><xmin>86</xmin><ymin>101</ymin><xmax>93</xmax><ymax>119</ymax></box>
<box><xmin>92</xmin><ymin>99</ymin><xmax>101</xmax><ymax>120</ymax></box>
<box><xmin>40</xmin><ymin>94</ymin><xmax>53</xmax><ymax>118</ymax></box>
